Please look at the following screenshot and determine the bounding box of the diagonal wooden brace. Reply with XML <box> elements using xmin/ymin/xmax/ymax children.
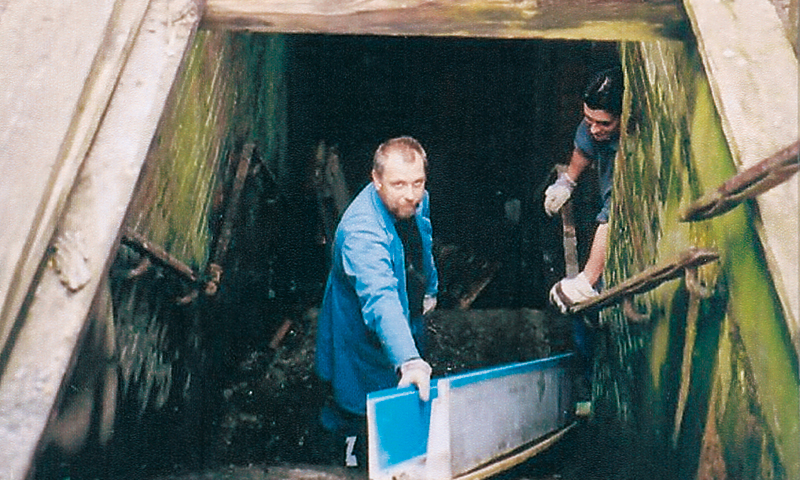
<box><xmin>571</xmin><ymin>247</ymin><xmax>719</xmax><ymax>319</ymax></box>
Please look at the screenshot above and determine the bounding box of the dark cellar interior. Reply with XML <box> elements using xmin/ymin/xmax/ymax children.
<box><xmin>281</xmin><ymin>34</ymin><xmax>619</xmax><ymax>309</ymax></box>
<box><xmin>35</xmin><ymin>34</ymin><xmax>621</xmax><ymax>480</ymax></box>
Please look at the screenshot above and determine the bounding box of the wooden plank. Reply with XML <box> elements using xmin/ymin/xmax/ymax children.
<box><xmin>0</xmin><ymin>0</ymin><xmax>202</xmax><ymax>478</ymax></box>
<box><xmin>0</xmin><ymin>0</ymin><xmax>149</xmax><ymax>357</ymax></box>
<box><xmin>202</xmin><ymin>0</ymin><xmax>686</xmax><ymax>41</ymax></box>
<box><xmin>367</xmin><ymin>354</ymin><xmax>573</xmax><ymax>480</ymax></box>
<box><xmin>683</xmin><ymin>0</ymin><xmax>799</xmax><ymax>357</ymax></box>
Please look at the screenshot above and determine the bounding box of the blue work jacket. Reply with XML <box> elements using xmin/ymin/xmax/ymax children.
<box><xmin>315</xmin><ymin>182</ymin><xmax>438</xmax><ymax>416</ymax></box>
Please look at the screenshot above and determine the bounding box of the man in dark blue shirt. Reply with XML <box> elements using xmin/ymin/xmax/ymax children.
<box><xmin>543</xmin><ymin>68</ymin><xmax>623</xmax><ymax>403</ymax></box>
<box><xmin>545</xmin><ymin>67</ymin><xmax>623</xmax><ymax>312</ymax></box>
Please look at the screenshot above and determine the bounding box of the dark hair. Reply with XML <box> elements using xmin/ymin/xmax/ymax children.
<box><xmin>583</xmin><ymin>67</ymin><xmax>623</xmax><ymax>116</ymax></box>
<box><xmin>373</xmin><ymin>136</ymin><xmax>427</xmax><ymax>176</ymax></box>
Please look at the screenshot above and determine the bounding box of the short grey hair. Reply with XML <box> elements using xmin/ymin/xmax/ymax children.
<box><xmin>372</xmin><ymin>136</ymin><xmax>427</xmax><ymax>176</ymax></box>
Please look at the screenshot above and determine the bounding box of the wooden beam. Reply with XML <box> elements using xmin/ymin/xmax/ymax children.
<box><xmin>683</xmin><ymin>0</ymin><xmax>799</xmax><ymax>359</ymax></box>
<box><xmin>0</xmin><ymin>0</ymin><xmax>151</xmax><ymax>366</ymax></box>
<box><xmin>0</xmin><ymin>0</ymin><xmax>203</xmax><ymax>478</ymax></box>
<box><xmin>202</xmin><ymin>0</ymin><xmax>687</xmax><ymax>41</ymax></box>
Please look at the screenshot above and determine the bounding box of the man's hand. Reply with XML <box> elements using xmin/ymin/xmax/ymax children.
<box><xmin>423</xmin><ymin>295</ymin><xmax>437</xmax><ymax>315</ymax></box>
<box><xmin>544</xmin><ymin>171</ymin><xmax>577</xmax><ymax>217</ymax></box>
<box><xmin>398</xmin><ymin>358</ymin><xmax>432</xmax><ymax>402</ymax></box>
<box><xmin>549</xmin><ymin>272</ymin><xmax>598</xmax><ymax>314</ymax></box>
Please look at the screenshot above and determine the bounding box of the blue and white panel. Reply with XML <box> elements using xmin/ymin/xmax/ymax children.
<box><xmin>367</xmin><ymin>353</ymin><xmax>574</xmax><ymax>480</ymax></box>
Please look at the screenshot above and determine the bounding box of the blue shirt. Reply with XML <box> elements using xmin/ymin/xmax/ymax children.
<box><xmin>574</xmin><ymin>119</ymin><xmax>618</xmax><ymax>223</ymax></box>
<box><xmin>315</xmin><ymin>182</ymin><xmax>438</xmax><ymax>415</ymax></box>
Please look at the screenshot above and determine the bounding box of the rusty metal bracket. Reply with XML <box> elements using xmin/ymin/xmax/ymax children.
<box><xmin>121</xmin><ymin>230</ymin><xmax>199</xmax><ymax>284</ymax></box>
<box><xmin>622</xmin><ymin>296</ymin><xmax>649</xmax><ymax>323</ymax></box>
<box><xmin>570</xmin><ymin>247</ymin><xmax>719</xmax><ymax>318</ymax></box>
<box><xmin>681</xmin><ymin>140</ymin><xmax>799</xmax><ymax>222</ymax></box>
<box><xmin>671</xmin><ymin>264</ymin><xmax>711</xmax><ymax>447</ymax></box>
<box><xmin>120</xmin><ymin>230</ymin><xmax>220</xmax><ymax>303</ymax></box>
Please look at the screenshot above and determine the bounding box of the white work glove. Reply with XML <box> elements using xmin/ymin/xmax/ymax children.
<box><xmin>423</xmin><ymin>295</ymin><xmax>437</xmax><ymax>315</ymax></box>
<box><xmin>549</xmin><ymin>272</ymin><xmax>598</xmax><ymax>314</ymax></box>
<box><xmin>544</xmin><ymin>171</ymin><xmax>577</xmax><ymax>217</ymax></box>
<box><xmin>398</xmin><ymin>358</ymin><xmax>432</xmax><ymax>402</ymax></box>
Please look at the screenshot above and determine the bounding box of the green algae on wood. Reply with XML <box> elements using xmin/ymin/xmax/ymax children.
<box><xmin>597</xmin><ymin>40</ymin><xmax>799</xmax><ymax>479</ymax></box>
<box><xmin>117</xmin><ymin>30</ymin><xmax>287</xmax><ymax>414</ymax></box>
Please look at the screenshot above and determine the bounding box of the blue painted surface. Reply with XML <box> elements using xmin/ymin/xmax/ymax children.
<box><xmin>369</xmin><ymin>382</ymin><xmax>439</xmax><ymax>469</ymax></box>
<box><xmin>367</xmin><ymin>353</ymin><xmax>574</xmax><ymax>470</ymax></box>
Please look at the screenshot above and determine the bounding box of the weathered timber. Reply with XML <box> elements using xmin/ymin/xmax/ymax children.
<box><xmin>570</xmin><ymin>247</ymin><xmax>719</xmax><ymax>316</ymax></box>
<box><xmin>681</xmin><ymin>140</ymin><xmax>800</xmax><ymax>222</ymax></box>
<box><xmin>0</xmin><ymin>1</ymin><xmax>203</xmax><ymax>478</ymax></box>
<box><xmin>557</xmin><ymin>165</ymin><xmax>580</xmax><ymax>279</ymax></box>
<box><xmin>458</xmin><ymin>261</ymin><xmax>502</xmax><ymax>310</ymax></box>
<box><xmin>202</xmin><ymin>0</ymin><xmax>688</xmax><ymax>41</ymax></box>
<box><xmin>683</xmin><ymin>0</ymin><xmax>800</xmax><ymax>359</ymax></box>
<box><xmin>313</xmin><ymin>142</ymin><xmax>351</xmax><ymax>251</ymax></box>
<box><xmin>122</xmin><ymin>229</ymin><xmax>200</xmax><ymax>283</ymax></box>
<box><xmin>0</xmin><ymin>0</ymin><xmax>151</xmax><ymax>367</ymax></box>
<box><xmin>268</xmin><ymin>319</ymin><xmax>293</xmax><ymax>350</ymax></box>
<box><xmin>212</xmin><ymin>143</ymin><xmax>255</xmax><ymax>271</ymax></box>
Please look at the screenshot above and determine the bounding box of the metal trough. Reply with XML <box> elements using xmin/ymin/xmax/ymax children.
<box><xmin>367</xmin><ymin>353</ymin><xmax>576</xmax><ymax>480</ymax></box>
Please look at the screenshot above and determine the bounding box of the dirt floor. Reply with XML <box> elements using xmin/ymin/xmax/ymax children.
<box><xmin>149</xmin><ymin>463</ymin><xmax>566</xmax><ymax>480</ymax></box>
<box><xmin>181</xmin><ymin>307</ymin><xmax>577</xmax><ymax>480</ymax></box>
<box><xmin>151</xmin><ymin>464</ymin><xmax>366</xmax><ymax>480</ymax></box>
<box><xmin>207</xmin><ymin>307</ymin><xmax>573</xmax><ymax>466</ymax></box>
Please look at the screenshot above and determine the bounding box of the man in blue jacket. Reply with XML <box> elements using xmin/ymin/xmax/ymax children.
<box><xmin>314</xmin><ymin>136</ymin><xmax>438</xmax><ymax>468</ymax></box>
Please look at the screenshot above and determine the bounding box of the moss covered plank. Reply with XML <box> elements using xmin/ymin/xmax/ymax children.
<box><xmin>0</xmin><ymin>0</ymin><xmax>150</xmax><ymax>360</ymax></box>
<box><xmin>683</xmin><ymin>0</ymin><xmax>799</xmax><ymax>356</ymax></box>
<box><xmin>203</xmin><ymin>0</ymin><xmax>687</xmax><ymax>41</ymax></box>
<box><xmin>0</xmin><ymin>0</ymin><xmax>202</xmax><ymax>478</ymax></box>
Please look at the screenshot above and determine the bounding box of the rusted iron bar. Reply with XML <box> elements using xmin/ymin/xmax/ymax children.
<box><xmin>212</xmin><ymin>142</ymin><xmax>254</xmax><ymax>268</ymax></box>
<box><xmin>458</xmin><ymin>260</ymin><xmax>502</xmax><ymax>310</ymax></box>
<box><xmin>557</xmin><ymin>165</ymin><xmax>580</xmax><ymax>279</ymax></box>
<box><xmin>681</xmin><ymin>141</ymin><xmax>800</xmax><ymax>222</ymax></box>
<box><xmin>570</xmin><ymin>247</ymin><xmax>719</xmax><ymax>315</ymax></box>
<box><xmin>671</xmin><ymin>265</ymin><xmax>712</xmax><ymax>447</ymax></box>
<box><xmin>268</xmin><ymin>319</ymin><xmax>293</xmax><ymax>350</ymax></box>
<box><xmin>126</xmin><ymin>257</ymin><xmax>152</xmax><ymax>279</ymax></box>
<box><xmin>127</xmin><ymin>139</ymin><xmax>253</xmax><ymax>303</ymax></box>
<box><xmin>121</xmin><ymin>230</ymin><xmax>199</xmax><ymax>283</ymax></box>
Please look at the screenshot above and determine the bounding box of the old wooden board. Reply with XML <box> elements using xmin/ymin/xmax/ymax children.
<box><xmin>202</xmin><ymin>0</ymin><xmax>688</xmax><ymax>41</ymax></box>
<box><xmin>0</xmin><ymin>0</ymin><xmax>202</xmax><ymax>478</ymax></box>
<box><xmin>367</xmin><ymin>353</ymin><xmax>574</xmax><ymax>480</ymax></box>
<box><xmin>0</xmin><ymin>0</ymin><xmax>156</xmax><ymax>356</ymax></box>
<box><xmin>683</xmin><ymin>0</ymin><xmax>799</xmax><ymax>357</ymax></box>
